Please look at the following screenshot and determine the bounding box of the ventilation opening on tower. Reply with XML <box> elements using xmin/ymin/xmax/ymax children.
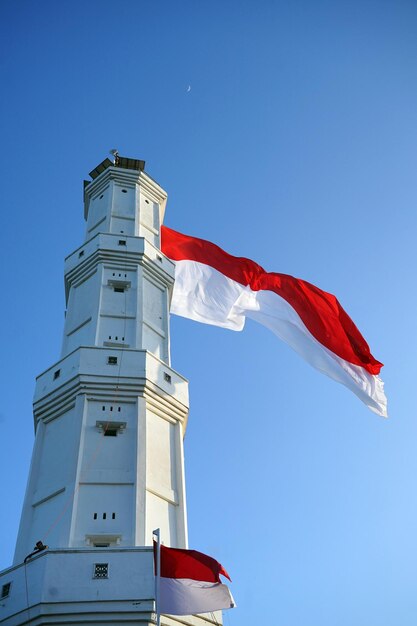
<box><xmin>93</xmin><ymin>563</ymin><xmax>109</xmax><ymax>577</ymax></box>
<box><xmin>86</xmin><ymin>534</ymin><xmax>122</xmax><ymax>548</ymax></box>
<box><xmin>108</xmin><ymin>279</ymin><xmax>131</xmax><ymax>291</ymax></box>
<box><xmin>96</xmin><ymin>421</ymin><xmax>126</xmax><ymax>435</ymax></box>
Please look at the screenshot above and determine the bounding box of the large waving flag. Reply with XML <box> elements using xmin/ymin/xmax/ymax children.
<box><xmin>156</xmin><ymin>543</ymin><xmax>235</xmax><ymax>615</ymax></box>
<box><xmin>161</xmin><ymin>226</ymin><xmax>387</xmax><ymax>417</ymax></box>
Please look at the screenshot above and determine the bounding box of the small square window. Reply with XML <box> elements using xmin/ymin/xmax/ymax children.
<box><xmin>164</xmin><ymin>372</ymin><xmax>172</xmax><ymax>383</ymax></box>
<box><xmin>53</xmin><ymin>369</ymin><xmax>61</xmax><ymax>380</ymax></box>
<box><xmin>93</xmin><ymin>563</ymin><xmax>109</xmax><ymax>578</ymax></box>
<box><xmin>107</xmin><ymin>356</ymin><xmax>118</xmax><ymax>365</ymax></box>
<box><xmin>114</xmin><ymin>286</ymin><xmax>124</xmax><ymax>293</ymax></box>
<box><xmin>118</xmin><ymin>240</ymin><xmax>126</xmax><ymax>246</ymax></box>
<box><xmin>1</xmin><ymin>582</ymin><xmax>11</xmax><ymax>598</ymax></box>
<box><xmin>78</xmin><ymin>250</ymin><xmax>84</xmax><ymax>258</ymax></box>
<box><xmin>104</xmin><ymin>427</ymin><xmax>118</xmax><ymax>437</ymax></box>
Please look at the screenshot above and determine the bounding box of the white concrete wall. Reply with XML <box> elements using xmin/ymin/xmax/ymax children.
<box><xmin>62</xmin><ymin>237</ymin><xmax>171</xmax><ymax>364</ymax></box>
<box><xmin>86</xmin><ymin>184</ymin><xmax>111</xmax><ymax>238</ymax></box>
<box><xmin>62</xmin><ymin>269</ymin><xmax>100</xmax><ymax>354</ymax></box>
<box><xmin>71</xmin><ymin>397</ymin><xmax>137</xmax><ymax>547</ymax></box>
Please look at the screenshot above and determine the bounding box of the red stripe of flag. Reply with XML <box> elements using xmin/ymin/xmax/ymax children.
<box><xmin>161</xmin><ymin>226</ymin><xmax>382</xmax><ymax>376</ymax></box>
<box><xmin>155</xmin><ymin>543</ymin><xmax>231</xmax><ymax>583</ymax></box>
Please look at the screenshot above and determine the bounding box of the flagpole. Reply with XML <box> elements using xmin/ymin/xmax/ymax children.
<box><xmin>153</xmin><ymin>528</ymin><xmax>161</xmax><ymax>626</ymax></box>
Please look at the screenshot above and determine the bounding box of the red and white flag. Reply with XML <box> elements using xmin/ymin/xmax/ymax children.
<box><xmin>161</xmin><ymin>226</ymin><xmax>387</xmax><ymax>417</ymax></box>
<box><xmin>156</xmin><ymin>543</ymin><xmax>235</xmax><ymax>615</ymax></box>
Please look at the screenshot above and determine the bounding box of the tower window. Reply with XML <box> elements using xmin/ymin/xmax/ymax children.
<box><xmin>107</xmin><ymin>356</ymin><xmax>118</xmax><ymax>365</ymax></box>
<box><xmin>93</xmin><ymin>563</ymin><xmax>109</xmax><ymax>578</ymax></box>
<box><xmin>104</xmin><ymin>427</ymin><xmax>118</xmax><ymax>436</ymax></box>
<box><xmin>118</xmin><ymin>240</ymin><xmax>126</xmax><ymax>246</ymax></box>
<box><xmin>78</xmin><ymin>250</ymin><xmax>84</xmax><ymax>258</ymax></box>
<box><xmin>1</xmin><ymin>582</ymin><xmax>11</xmax><ymax>598</ymax></box>
<box><xmin>164</xmin><ymin>372</ymin><xmax>172</xmax><ymax>383</ymax></box>
<box><xmin>103</xmin><ymin>513</ymin><xmax>107</xmax><ymax>520</ymax></box>
<box><xmin>93</xmin><ymin>513</ymin><xmax>97</xmax><ymax>520</ymax></box>
<box><xmin>121</xmin><ymin>189</ymin><xmax>127</xmax><ymax>193</ymax></box>
<box><xmin>114</xmin><ymin>286</ymin><xmax>124</xmax><ymax>293</ymax></box>
<box><xmin>53</xmin><ymin>369</ymin><xmax>61</xmax><ymax>380</ymax></box>
<box><xmin>112</xmin><ymin>513</ymin><xmax>116</xmax><ymax>519</ymax></box>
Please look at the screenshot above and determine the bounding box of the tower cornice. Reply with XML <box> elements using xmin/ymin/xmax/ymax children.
<box><xmin>64</xmin><ymin>233</ymin><xmax>175</xmax><ymax>303</ymax></box>
<box><xmin>33</xmin><ymin>347</ymin><xmax>189</xmax><ymax>428</ymax></box>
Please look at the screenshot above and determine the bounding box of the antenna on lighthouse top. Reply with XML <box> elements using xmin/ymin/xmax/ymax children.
<box><xmin>110</xmin><ymin>148</ymin><xmax>120</xmax><ymax>165</ymax></box>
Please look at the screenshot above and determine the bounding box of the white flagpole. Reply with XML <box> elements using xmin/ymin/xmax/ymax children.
<box><xmin>153</xmin><ymin>528</ymin><xmax>161</xmax><ymax>626</ymax></box>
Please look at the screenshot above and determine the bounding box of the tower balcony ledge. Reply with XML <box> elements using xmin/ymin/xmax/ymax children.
<box><xmin>64</xmin><ymin>233</ymin><xmax>175</xmax><ymax>299</ymax></box>
<box><xmin>33</xmin><ymin>347</ymin><xmax>189</xmax><ymax>419</ymax></box>
<box><xmin>0</xmin><ymin>547</ymin><xmax>222</xmax><ymax>626</ymax></box>
<box><xmin>0</xmin><ymin>546</ymin><xmax>154</xmax><ymax>625</ymax></box>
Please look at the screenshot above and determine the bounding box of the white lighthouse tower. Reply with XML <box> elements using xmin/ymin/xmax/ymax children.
<box><xmin>0</xmin><ymin>156</ymin><xmax>220</xmax><ymax>626</ymax></box>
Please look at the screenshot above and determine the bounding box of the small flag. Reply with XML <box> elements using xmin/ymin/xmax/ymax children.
<box><xmin>161</xmin><ymin>225</ymin><xmax>387</xmax><ymax>417</ymax></box>
<box><xmin>155</xmin><ymin>543</ymin><xmax>235</xmax><ymax>616</ymax></box>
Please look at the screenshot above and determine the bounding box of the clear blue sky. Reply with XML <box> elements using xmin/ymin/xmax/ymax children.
<box><xmin>1</xmin><ymin>1</ymin><xmax>416</xmax><ymax>624</ymax></box>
